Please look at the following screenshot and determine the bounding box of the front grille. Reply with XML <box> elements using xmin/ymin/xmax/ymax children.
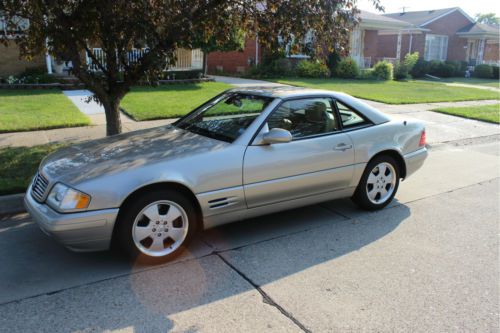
<box><xmin>31</xmin><ymin>172</ymin><xmax>49</xmax><ymax>202</ymax></box>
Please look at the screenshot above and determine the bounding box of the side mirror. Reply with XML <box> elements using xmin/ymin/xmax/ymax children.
<box><xmin>261</xmin><ymin>128</ymin><xmax>292</xmax><ymax>144</ymax></box>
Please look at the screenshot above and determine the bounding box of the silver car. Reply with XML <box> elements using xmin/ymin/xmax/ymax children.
<box><xmin>25</xmin><ymin>87</ymin><xmax>428</xmax><ymax>263</ymax></box>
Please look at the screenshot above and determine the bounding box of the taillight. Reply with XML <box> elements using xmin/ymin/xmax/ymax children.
<box><xmin>419</xmin><ymin>130</ymin><xmax>426</xmax><ymax>147</ymax></box>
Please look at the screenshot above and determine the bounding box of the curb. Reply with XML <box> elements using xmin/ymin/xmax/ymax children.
<box><xmin>0</xmin><ymin>193</ymin><xmax>26</xmax><ymax>215</ymax></box>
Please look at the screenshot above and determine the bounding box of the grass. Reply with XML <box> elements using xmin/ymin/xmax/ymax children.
<box><xmin>273</xmin><ymin>78</ymin><xmax>500</xmax><ymax>104</ymax></box>
<box><xmin>421</xmin><ymin>77</ymin><xmax>500</xmax><ymax>88</ymax></box>
<box><xmin>0</xmin><ymin>144</ymin><xmax>64</xmax><ymax>195</ymax></box>
<box><xmin>0</xmin><ymin>89</ymin><xmax>91</xmax><ymax>133</ymax></box>
<box><xmin>431</xmin><ymin>104</ymin><xmax>500</xmax><ymax>124</ymax></box>
<box><xmin>121</xmin><ymin>82</ymin><xmax>232</xmax><ymax>121</ymax></box>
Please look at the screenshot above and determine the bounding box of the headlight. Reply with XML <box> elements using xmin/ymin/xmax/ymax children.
<box><xmin>47</xmin><ymin>183</ymin><xmax>91</xmax><ymax>211</ymax></box>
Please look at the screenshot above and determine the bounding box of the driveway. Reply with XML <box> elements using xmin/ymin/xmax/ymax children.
<box><xmin>0</xmin><ymin>137</ymin><xmax>498</xmax><ymax>332</ymax></box>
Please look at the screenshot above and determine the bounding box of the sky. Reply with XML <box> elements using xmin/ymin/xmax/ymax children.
<box><xmin>357</xmin><ymin>0</ymin><xmax>500</xmax><ymax>17</ymax></box>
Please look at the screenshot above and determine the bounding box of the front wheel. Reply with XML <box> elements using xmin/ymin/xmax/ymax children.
<box><xmin>352</xmin><ymin>156</ymin><xmax>400</xmax><ymax>210</ymax></box>
<box><xmin>116</xmin><ymin>190</ymin><xmax>198</xmax><ymax>264</ymax></box>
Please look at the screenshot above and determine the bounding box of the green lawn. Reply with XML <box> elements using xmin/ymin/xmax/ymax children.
<box><xmin>274</xmin><ymin>78</ymin><xmax>500</xmax><ymax>104</ymax></box>
<box><xmin>0</xmin><ymin>89</ymin><xmax>91</xmax><ymax>133</ymax></box>
<box><xmin>421</xmin><ymin>78</ymin><xmax>500</xmax><ymax>88</ymax></box>
<box><xmin>0</xmin><ymin>144</ymin><xmax>63</xmax><ymax>195</ymax></box>
<box><xmin>121</xmin><ymin>82</ymin><xmax>232</xmax><ymax>121</ymax></box>
<box><xmin>431</xmin><ymin>104</ymin><xmax>500</xmax><ymax>124</ymax></box>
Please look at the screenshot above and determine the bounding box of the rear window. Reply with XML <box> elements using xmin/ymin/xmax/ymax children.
<box><xmin>335</xmin><ymin>100</ymin><xmax>371</xmax><ymax>129</ymax></box>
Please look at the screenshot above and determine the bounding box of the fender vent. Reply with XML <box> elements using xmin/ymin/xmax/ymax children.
<box><xmin>208</xmin><ymin>197</ymin><xmax>238</xmax><ymax>209</ymax></box>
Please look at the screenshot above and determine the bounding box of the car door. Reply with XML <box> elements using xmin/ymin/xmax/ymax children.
<box><xmin>243</xmin><ymin>97</ymin><xmax>355</xmax><ymax>208</ymax></box>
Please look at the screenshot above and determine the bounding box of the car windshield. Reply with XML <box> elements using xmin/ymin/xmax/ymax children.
<box><xmin>175</xmin><ymin>92</ymin><xmax>274</xmax><ymax>143</ymax></box>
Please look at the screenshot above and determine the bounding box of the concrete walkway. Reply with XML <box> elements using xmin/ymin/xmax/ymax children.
<box><xmin>0</xmin><ymin>76</ymin><xmax>498</xmax><ymax>148</ymax></box>
<box><xmin>444</xmin><ymin>82</ymin><xmax>500</xmax><ymax>92</ymax></box>
<box><xmin>63</xmin><ymin>90</ymin><xmax>105</xmax><ymax>115</ymax></box>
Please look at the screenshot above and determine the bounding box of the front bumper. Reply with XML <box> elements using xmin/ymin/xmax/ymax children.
<box><xmin>404</xmin><ymin>147</ymin><xmax>428</xmax><ymax>178</ymax></box>
<box><xmin>24</xmin><ymin>187</ymin><xmax>119</xmax><ymax>252</ymax></box>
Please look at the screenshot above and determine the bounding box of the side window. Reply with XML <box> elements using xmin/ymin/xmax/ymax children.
<box><xmin>267</xmin><ymin>98</ymin><xmax>339</xmax><ymax>139</ymax></box>
<box><xmin>335</xmin><ymin>100</ymin><xmax>371</xmax><ymax>129</ymax></box>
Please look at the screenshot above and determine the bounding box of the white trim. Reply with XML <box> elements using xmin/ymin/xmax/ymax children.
<box><xmin>396</xmin><ymin>32</ymin><xmax>402</xmax><ymax>60</ymax></box>
<box><xmin>421</xmin><ymin>7</ymin><xmax>474</xmax><ymax>27</ymax></box>
<box><xmin>378</xmin><ymin>28</ymin><xmax>429</xmax><ymax>36</ymax></box>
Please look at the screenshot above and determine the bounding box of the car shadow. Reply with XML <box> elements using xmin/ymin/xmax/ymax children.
<box><xmin>0</xmin><ymin>199</ymin><xmax>410</xmax><ymax>331</ymax></box>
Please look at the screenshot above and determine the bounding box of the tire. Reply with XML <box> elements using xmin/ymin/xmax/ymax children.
<box><xmin>115</xmin><ymin>189</ymin><xmax>199</xmax><ymax>264</ymax></box>
<box><xmin>352</xmin><ymin>155</ymin><xmax>400</xmax><ymax>211</ymax></box>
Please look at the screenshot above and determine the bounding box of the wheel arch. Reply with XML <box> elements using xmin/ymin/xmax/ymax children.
<box><xmin>369</xmin><ymin>149</ymin><xmax>407</xmax><ymax>179</ymax></box>
<box><xmin>112</xmin><ymin>182</ymin><xmax>204</xmax><ymax>242</ymax></box>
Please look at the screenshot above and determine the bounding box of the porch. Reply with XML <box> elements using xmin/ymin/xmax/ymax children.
<box><xmin>349</xmin><ymin>11</ymin><xmax>412</xmax><ymax>69</ymax></box>
<box><xmin>45</xmin><ymin>48</ymin><xmax>204</xmax><ymax>75</ymax></box>
<box><xmin>457</xmin><ymin>23</ymin><xmax>500</xmax><ymax>67</ymax></box>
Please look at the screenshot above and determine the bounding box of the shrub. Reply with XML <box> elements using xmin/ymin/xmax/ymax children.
<box><xmin>357</xmin><ymin>68</ymin><xmax>374</xmax><ymax>80</ymax></box>
<box><xmin>428</xmin><ymin>61</ymin><xmax>454</xmax><ymax>77</ymax></box>
<box><xmin>326</xmin><ymin>52</ymin><xmax>341</xmax><ymax>77</ymax></box>
<box><xmin>394</xmin><ymin>52</ymin><xmax>419</xmax><ymax>80</ymax></box>
<box><xmin>296</xmin><ymin>60</ymin><xmax>330</xmax><ymax>78</ymax></box>
<box><xmin>474</xmin><ymin>64</ymin><xmax>493</xmax><ymax>78</ymax></box>
<box><xmin>272</xmin><ymin>58</ymin><xmax>295</xmax><ymax>76</ymax></box>
<box><xmin>372</xmin><ymin>61</ymin><xmax>393</xmax><ymax>80</ymax></box>
<box><xmin>411</xmin><ymin>59</ymin><xmax>430</xmax><ymax>77</ymax></box>
<box><xmin>492</xmin><ymin>65</ymin><xmax>499</xmax><ymax>79</ymax></box>
<box><xmin>333</xmin><ymin>57</ymin><xmax>359</xmax><ymax>79</ymax></box>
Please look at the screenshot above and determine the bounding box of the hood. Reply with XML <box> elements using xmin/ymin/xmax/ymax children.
<box><xmin>40</xmin><ymin>125</ymin><xmax>227</xmax><ymax>184</ymax></box>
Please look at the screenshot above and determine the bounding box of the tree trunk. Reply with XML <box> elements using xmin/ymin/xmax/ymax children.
<box><xmin>102</xmin><ymin>98</ymin><xmax>122</xmax><ymax>136</ymax></box>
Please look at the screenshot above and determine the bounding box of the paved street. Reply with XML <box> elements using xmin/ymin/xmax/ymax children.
<box><xmin>1</xmin><ymin>135</ymin><xmax>498</xmax><ymax>332</ymax></box>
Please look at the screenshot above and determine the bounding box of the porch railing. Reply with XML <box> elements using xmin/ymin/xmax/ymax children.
<box><xmin>86</xmin><ymin>48</ymin><xmax>204</xmax><ymax>72</ymax></box>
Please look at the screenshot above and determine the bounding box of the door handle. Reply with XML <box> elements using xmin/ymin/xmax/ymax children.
<box><xmin>334</xmin><ymin>143</ymin><xmax>353</xmax><ymax>151</ymax></box>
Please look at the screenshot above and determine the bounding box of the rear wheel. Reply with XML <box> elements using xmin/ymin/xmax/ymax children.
<box><xmin>116</xmin><ymin>190</ymin><xmax>198</xmax><ymax>264</ymax></box>
<box><xmin>352</xmin><ymin>155</ymin><xmax>400</xmax><ymax>210</ymax></box>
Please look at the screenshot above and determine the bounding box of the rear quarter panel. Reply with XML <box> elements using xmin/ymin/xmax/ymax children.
<box><xmin>346</xmin><ymin>119</ymin><xmax>425</xmax><ymax>184</ymax></box>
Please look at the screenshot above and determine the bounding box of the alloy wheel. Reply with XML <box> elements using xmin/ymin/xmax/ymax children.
<box><xmin>132</xmin><ymin>200</ymin><xmax>189</xmax><ymax>257</ymax></box>
<box><xmin>366</xmin><ymin>162</ymin><xmax>397</xmax><ymax>204</ymax></box>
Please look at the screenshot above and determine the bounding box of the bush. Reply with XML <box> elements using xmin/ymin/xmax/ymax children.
<box><xmin>272</xmin><ymin>58</ymin><xmax>295</xmax><ymax>76</ymax></box>
<box><xmin>296</xmin><ymin>60</ymin><xmax>330</xmax><ymax>78</ymax></box>
<box><xmin>492</xmin><ymin>66</ymin><xmax>499</xmax><ymax>79</ymax></box>
<box><xmin>428</xmin><ymin>61</ymin><xmax>455</xmax><ymax>77</ymax></box>
<box><xmin>411</xmin><ymin>59</ymin><xmax>430</xmax><ymax>77</ymax></box>
<box><xmin>326</xmin><ymin>52</ymin><xmax>341</xmax><ymax>77</ymax></box>
<box><xmin>372</xmin><ymin>61</ymin><xmax>393</xmax><ymax>80</ymax></box>
<box><xmin>394</xmin><ymin>52</ymin><xmax>419</xmax><ymax>80</ymax></box>
<box><xmin>333</xmin><ymin>57</ymin><xmax>359</xmax><ymax>79</ymax></box>
<box><xmin>474</xmin><ymin>64</ymin><xmax>493</xmax><ymax>78</ymax></box>
<box><xmin>357</xmin><ymin>68</ymin><xmax>374</xmax><ymax>80</ymax></box>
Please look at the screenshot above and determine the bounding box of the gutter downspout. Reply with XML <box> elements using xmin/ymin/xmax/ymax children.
<box><xmin>409</xmin><ymin>33</ymin><xmax>413</xmax><ymax>53</ymax></box>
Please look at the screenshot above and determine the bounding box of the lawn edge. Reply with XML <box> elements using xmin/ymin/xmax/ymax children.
<box><xmin>270</xmin><ymin>79</ymin><xmax>500</xmax><ymax>104</ymax></box>
<box><xmin>0</xmin><ymin>120</ymin><xmax>92</xmax><ymax>134</ymax></box>
<box><xmin>429</xmin><ymin>108</ymin><xmax>500</xmax><ymax>124</ymax></box>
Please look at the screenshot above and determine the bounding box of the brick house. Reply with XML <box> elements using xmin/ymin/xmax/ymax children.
<box><xmin>349</xmin><ymin>11</ymin><xmax>412</xmax><ymax>68</ymax></box>
<box><xmin>207</xmin><ymin>11</ymin><xmax>412</xmax><ymax>74</ymax></box>
<box><xmin>207</xmin><ymin>38</ymin><xmax>262</xmax><ymax>74</ymax></box>
<box><xmin>378</xmin><ymin>7</ymin><xmax>500</xmax><ymax>66</ymax></box>
<box><xmin>0</xmin><ymin>17</ymin><xmax>204</xmax><ymax>78</ymax></box>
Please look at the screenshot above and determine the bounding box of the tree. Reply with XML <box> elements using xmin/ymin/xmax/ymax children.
<box><xmin>1</xmin><ymin>0</ymin><xmax>381</xmax><ymax>136</ymax></box>
<box><xmin>475</xmin><ymin>13</ymin><xmax>499</xmax><ymax>25</ymax></box>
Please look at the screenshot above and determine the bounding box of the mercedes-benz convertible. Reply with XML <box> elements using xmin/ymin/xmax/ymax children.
<box><xmin>25</xmin><ymin>87</ymin><xmax>428</xmax><ymax>262</ymax></box>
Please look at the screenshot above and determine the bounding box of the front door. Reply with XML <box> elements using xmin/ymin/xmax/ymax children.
<box><xmin>243</xmin><ymin>97</ymin><xmax>355</xmax><ymax>208</ymax></box>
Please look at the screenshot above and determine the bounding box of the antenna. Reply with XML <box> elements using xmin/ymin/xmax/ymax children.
<box><xmin>399</xmin><ymin>6</ymin><xmax>410</xmax><ymax>13</ymax></box>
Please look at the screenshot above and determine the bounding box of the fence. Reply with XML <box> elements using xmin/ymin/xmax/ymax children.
<box><xmin>86</xmin><ymin>48</ymin><xmax>204</xmax><ymax>72</ymax></box>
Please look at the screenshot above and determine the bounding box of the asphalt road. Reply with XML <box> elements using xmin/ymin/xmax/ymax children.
<box><xmin>0</xmin><ymin>139</ymin><xmax>498</xmax><ymax>332</ymax></box>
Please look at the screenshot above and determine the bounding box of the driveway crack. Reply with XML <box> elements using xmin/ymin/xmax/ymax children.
<box><xmin>215</xmin><ymin>252</ymin><xmax>311</xmax><ymax>333</ymax></box>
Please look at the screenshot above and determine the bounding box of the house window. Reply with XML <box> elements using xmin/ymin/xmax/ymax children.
<box><xmin>424</xmin><ymin>34</ymin><xmax>448</xmax><ymax>61</ymax></box>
